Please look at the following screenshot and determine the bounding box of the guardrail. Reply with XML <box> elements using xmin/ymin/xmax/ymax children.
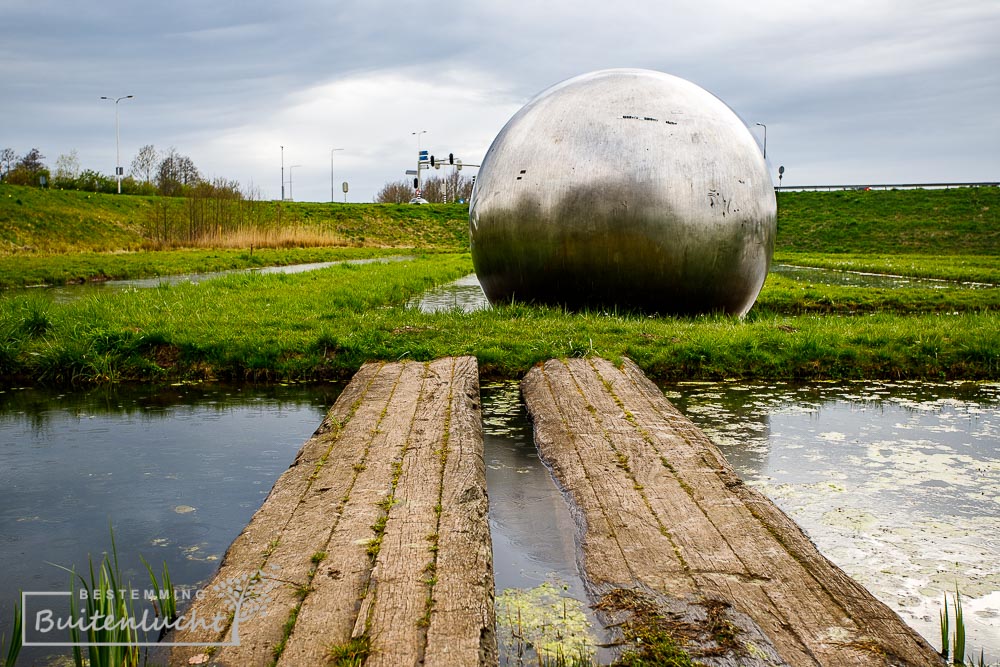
<box><xmin>775</xmin><ymin>182</ymin><xmax>999</xmax><ymax>192</ymax></box>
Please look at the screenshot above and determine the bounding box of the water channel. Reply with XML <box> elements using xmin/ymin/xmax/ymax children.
<box><xmin>9</xmin><ymin>255</ymin><xmax>413</xmax><ymax>303</ymax></box>
<box><xmin>1</xmin><ymin>379</ymin><xmax>996</xmax><ymax>664</ymax></box>
<box><xmin>1</xmin><ymin>264</ymin><xmax>997</xmax><ymax>663</ymax></box>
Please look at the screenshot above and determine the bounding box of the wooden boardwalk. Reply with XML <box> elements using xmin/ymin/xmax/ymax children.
<box><xmin>165</xmin><ymin>354</ymin><xmax>943</xmax><ymax>666</ymax></box>
<box><xmin>168</xmin><ymin>357</ymin><xmax>495</xmax><ymax>667</ymax></box>
<box><xmin>522</xmin><ymin>357</ymin><xmax>943</xmax><ymax>666</ymax></box>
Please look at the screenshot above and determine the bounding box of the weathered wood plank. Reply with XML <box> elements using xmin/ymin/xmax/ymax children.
<box><xmin>167</xmin><ymin>357</ymin><xmax>494</xmax><ymax>667</ymax></box>
<box><xmin>276</xmin><ymin>360</ymin><xmax>427</xmax><ymax>667</ymax></box>
<box><xmin>167</xmin><ymin>361</ymin><xmax>389</xmax><ymax>665</ymax></box>
<box><xmin>360</xmin><ymin>358</ymin><xmax>451</xmax><ymax>666</ymax></box>
<box><xmin>423</xmin><ymin>356</ymin><xmax>496</xmax><ymax>667</ymax></box>
<box><xmin>522</xmin><ymin>357</ymin><xmax>943</xmax><ymax>667</ymax></box>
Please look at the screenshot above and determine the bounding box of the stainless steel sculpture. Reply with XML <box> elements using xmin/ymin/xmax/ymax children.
<box><xmin>469</xmin><ymin>69</ymin><xmax>776</xmax><ymax>316</ymax></box>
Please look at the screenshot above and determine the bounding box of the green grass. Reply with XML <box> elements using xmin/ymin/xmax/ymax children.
<box><xmin>0</xmin><ymin>183</ymin><xmax>470</xmax><ymax>254</ymax></box>
<box><xmin>775</xmin><ymin>187</ymin><xmax>999</xmax><ymax>254</ymax></box>
<box><xmin>0</xmin><ymin>186</ymin><xmax>997</xmax><ymax>385</ymax></box>
<box><xmin>755</xmin><ymin>272</ymin><xmax>1000</xmax><ymax>314</ymax></box>
<box><xmin>775</xmin><ymin>252</ymin><xmax>1000</xmax><ymax>284</ymax></box>
<box><xmin>0</xmin><ymin>184</ymin><xmax>151</xmax><ymax>252</ymax></box>
<box><xmin>326</xmin><ymin>636</ymin><xmax>371</xmax><ymax>666</ymax></box>
<box><xmin>0</xmin><ymin>246</ymin><xmax>415</xmax><ymax>288</ymax></box>
<box><xmin>3</xmin><ymin>184</ymin><xmax>996</xmax><ymax>259</ymax></box>
<box><xmin>0</xmin><ymin>253</ymin><xmax>996</xmax><ymax>386</ymax></box>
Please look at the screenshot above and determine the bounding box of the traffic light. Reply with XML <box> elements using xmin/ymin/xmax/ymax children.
<box><xmin>430</xmin><ymin>155</ymin><xmax>436</xmax><ymax>167</ymax></box>
<box><xmin>413</xmin><ymin>177</ymin><xmax>418</xmax><ymax>189</ymax></box>
<box><xmin>448</xmin><ymin>153</ymin><xmax>454</xmax><ymax>165</ymax></box>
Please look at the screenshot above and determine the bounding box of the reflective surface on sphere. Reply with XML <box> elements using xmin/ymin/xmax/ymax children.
<box><xmin>469</xmin><ymin>69</ymin><xmax>776</xmax><ymax>316</ymax></box>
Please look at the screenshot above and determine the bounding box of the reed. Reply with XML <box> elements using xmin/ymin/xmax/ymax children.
<box><xmin>140</xmin><ymin>224</ymin><xmax>351</xmax><ymax>251</ymax></box>
<box><xmin>0</xmin><ymin>597</ymin><xmax>22</xmax><ymax>667</ymax></box>
<box><xmin>47</xmin><ymin>528</ymin><xmax>177</xmax><ymax>667</ymax></box>
<box><xmin>142</xmin><ymin>556</ymin><xmax>178</xmax><ymax>625</ymax></box>
<box><xmin>939</xmin><ymin>588</ymin><xmax>993</xmax><ymax>666</ymax></box>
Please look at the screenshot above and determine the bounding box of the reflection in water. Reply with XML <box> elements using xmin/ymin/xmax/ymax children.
<box><xmin>665</xmin><ymin>380</ymin><xmax>1000</xmax><ymax>662</ymax></box>
<box><xmin>409</xmin><ymin>273</ymin><xmax>490</xmax><ymax>313</ymax></box>
<box><xmin>481</xmin><ymin>381</ymin><xmax>608</xmax><ymax>664</ymax></box>
<box><xmin>0</xmin><ymin>383</ymin><xmax>338</xmax><ymax>665</ymax></box>
<box><xmin>2</xmin><ymin>378</ymin><xmax>995</xmax><ymax>663</ymax></box>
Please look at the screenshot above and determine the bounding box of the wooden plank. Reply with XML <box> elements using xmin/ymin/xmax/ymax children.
<box><xmin>166</xmin><ymin>360</ymin><xmax>389</xmax><ymax>665</ymax></box>
<box><xmin>522</xmin><ymin>357</ymin><xmax>943</xmax><ymax>667</ymax></box>
<box><xmin>167</xmin><ymin>357</ymin><xmax>494</xmax><ymax>667</ymax></box>
<box><xmin>423</xmin><ymin>356</ymin><xmax>496</xmax><ymax>666</ymax></box>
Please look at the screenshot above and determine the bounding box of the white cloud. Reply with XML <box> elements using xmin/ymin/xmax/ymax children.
<box><xmin>201</xmin><ymin>68</ymin><xmax>523</xmax><ymax>201</ymax></box>
<box><xmin>2</xmin><ymin>0</ymin><xmax>997</xmax><ymax>198</ymax></box>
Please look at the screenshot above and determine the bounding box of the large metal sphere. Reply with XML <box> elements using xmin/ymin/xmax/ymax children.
<box><xmin>469</xmin><ymin>68</ymin><xmax>776</xmax><ymax>316</ymax></box>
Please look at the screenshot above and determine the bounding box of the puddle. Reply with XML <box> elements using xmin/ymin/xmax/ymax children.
<box><xmin>409</xmin><ymin>272</ymin><xmax>490</xmax><ymax>313</ymax></box>
<box><xmin>665</xmin><ymin>380</ymin><xmax>1000</xmax><ymax>662</ymax></box>
<box><xmin>481</xmin><ymin>380</ymin><xmax>611</xmax><ymax>665</ymax></box>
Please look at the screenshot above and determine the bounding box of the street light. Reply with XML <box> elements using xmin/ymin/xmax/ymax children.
<box><xmin>331</xmin><ymin>148</ymin><xmax>344</xmax><ymax>203</ymax></box>
<box><xmin>280</xmin><ymin>145</ymin><xmax>285</xmax><ymax>201</ymax></box>
<box><xmin>288</xmin><ymin>164</ymin><xmax>301</xmax><ymax>202</ymax></box>
<box><xmin>100</xmin><ymin>95</ymin><xmax>134</xmax><ymax>194</ymax></box>
<box><xmin>412</xmin><ymin>130</ymin><xmax>426</xmax><ymax>192</ymax></box>
<box><xmin>755</xmin><ymin>122</ymin><xmax>767</xmax><ymax>160</ymax></box>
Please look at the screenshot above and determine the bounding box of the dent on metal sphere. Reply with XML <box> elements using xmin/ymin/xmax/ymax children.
<box><xmin>469</xmin><ymin>68</ymin><xmax>776</xmax><ymax>316</ymax></box>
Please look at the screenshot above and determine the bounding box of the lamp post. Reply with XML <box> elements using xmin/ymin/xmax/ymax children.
<box><xmin>755</xmin><ymin>122</ymin><xmax>767</xmax><ymax>160</ymax></box>
<box><xmin>330</xmin><ymin>148</ymin><xmax>344</xmax><ymax>203</ymax></box>
<box><xmin>100</xmin><ymin>95</ymin><xmax>134</xmax><ymax>194</ymax></box>
<box><xmin>280</xmin><ymin>146</ymin><xmax>285</xmax><ymax>201</ymax></box>
<box><xmin>288</xmin><ymin>164</ymin><xmax>301</xmax><ymax>202</ymax></box>
<box><xmin>412</xmin><ymin>130</ymin><xmax>426</xmax><ymax>192</ymax></box>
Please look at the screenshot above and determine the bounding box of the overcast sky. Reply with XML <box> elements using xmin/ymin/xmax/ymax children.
<box><xmin>3</xmin><ymin>0</ymin><xmax>997</xmax><ymax>202</ymax></box>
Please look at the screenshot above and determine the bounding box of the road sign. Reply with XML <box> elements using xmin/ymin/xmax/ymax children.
<box><xmin>405</xmin><ymin>170</ymin><xmax>418</xmax><ymax>175</ymax></box>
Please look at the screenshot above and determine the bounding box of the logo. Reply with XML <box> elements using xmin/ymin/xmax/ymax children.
<box><xmin>22</xmin><ymin>564</ymin><xmax>281</xmax><ymax>648</ymax></box>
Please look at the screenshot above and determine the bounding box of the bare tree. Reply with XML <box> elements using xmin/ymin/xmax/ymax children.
<box><xmin>130</xmin><ymin>144</ymin><xmax>159</xmax><ymax>183</ymax></box>
<box><xmin>375</xmin><ymin>179</ymin><xmax>415</xmax><ymax>203</ymax></box>
<box><xmin>443</xmin><ymin>170</ymin><xmax>474</xmax><ymax>202</ymax></box>
<box><xmin>54</xmin><ymin>150</ymin><xmax>81</xmax><ymax>181</ymax></box>
<box><xmin>0</xmin><ymin>148</ymin><xmax>14</xmax><ymax>178</ymax></box>
<box><xmin>156</xmin><ymin>147</ymin><xmax>200</xmax><ymax>196</ymax></box>
<box><xmin>421</xmin><ymin>177</ymin><xmax>443</xmax><ymax>203</ymax></box>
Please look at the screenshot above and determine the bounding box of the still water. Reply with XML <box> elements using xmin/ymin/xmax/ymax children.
<box><xmin>1</xmin><ymin>379</ymin><xmax>996</xmax><ymax>664</ymax></box>
<box><xmin>667</xmin><ymin>380</ymin><xmax>1000</xmax><ymax>662</ymax></box>
<box><xmin>0</xmin><ymin>383</ymin><xmax>339</xmax><ymax>665</ymax></box>
<box><xmin>481</xmin><ymin>382</ymin><xmax>611</xmax><ymax>665</ymax></box>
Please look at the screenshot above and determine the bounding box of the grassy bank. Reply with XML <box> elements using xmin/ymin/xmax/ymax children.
<box><xmin>0</xmin><ymin>186</ymin><xmax>996</xmax><ymax>385</ymax></box>
<box><xmin>774</xmin><ymin>187</ymin><xmax>998</xmax><ymax>254</ymax></box>
<box><xmin>1</xmin><ymin>254</ymin><xmax>996</xmax><ymax>385</ymax></box>
<box><xmin>3</xmin><ymin>183</ymin><xmax>997</xmax><ymax>256</ymax></box>
<box><xmin>774</xmin><ymin>252</ymin><xmax>1000</xmax><ymax>284</ymax></box>
<box><xmin>0</xmin><ymin>184</ymin><xmax>470</xmax><ymax>254</ymax></box>
<box><xmin>0</xmin><ymin>246</ymin><xmax>416</xmax><ymax>288</ymax></box>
